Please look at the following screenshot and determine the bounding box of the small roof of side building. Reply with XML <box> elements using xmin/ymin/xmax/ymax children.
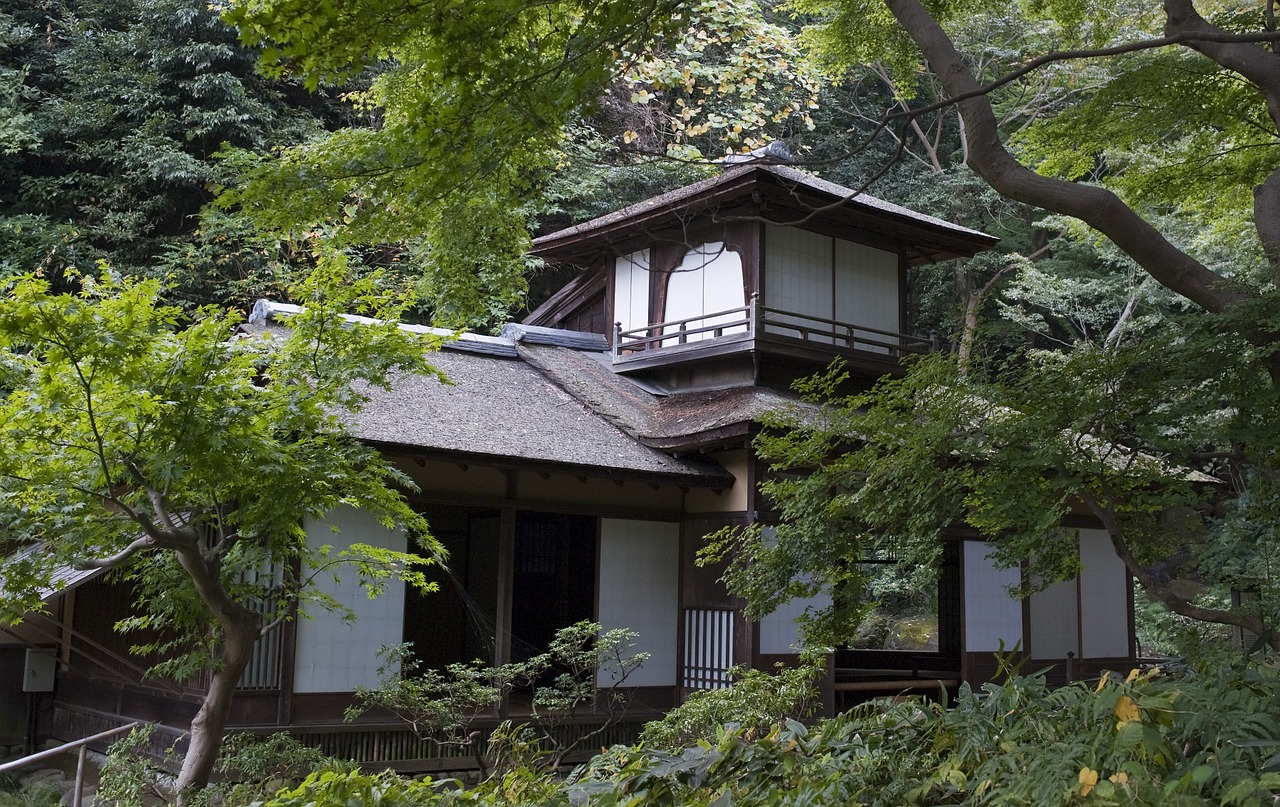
<box><xmin>516</xmin><ymin>341</ymin><xmax>813</xmax><ymax>451</ymax></box>
<box><xmin>531</xmin><ymin>163</ymin><xmax>999</xmax><ymax>266</ymax></box>
<box><xmin>0</xmin><ymin>543</ymin><xmax>107</xmax><ymax>602</ymax></box>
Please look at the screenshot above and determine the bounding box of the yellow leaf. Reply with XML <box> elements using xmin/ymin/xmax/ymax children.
<box><xmin>1125</xmin><ymin>668</ymin><xmax>1140</xmax><ymax>684</ymax></box>
<box><xmin>1115</xmin><ymin>695</ymin><xmax>1140</xmax><ymax>725</ymax></box>
<box><xmin>1095</xmin><ymin>672</ymin><xmax>1110</xmax><ymax>692</ymax></box>
<box><xmin>1079</xmin><ymin>767</ymin><xmax>1098</xmax><ymax>797</ymax></box>
<box><xmin>1109</xmin><ymin>771</ymin><xmax>1129</xmax><ymax>786</ymax></box>
<box><xmin>622</xmin><ymin>130</ymin><xmax>639</xmax><ymax>144</ymax></box>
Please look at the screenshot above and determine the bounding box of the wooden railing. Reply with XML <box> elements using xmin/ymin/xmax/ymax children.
<box><xmin>682</xmin><ymin>607</ymin><xmax>735</xmax><ymax>691</ymax></box>
<box><xmin>613</xmin><ymin>293</ymin><xmax>935</xmax><ymax>359</ymax></box>
<box><xmin>614</xmin><ymin>305</ymin><xmax>753</xmax><ymax>354</ymax></box>
<box><xmin>0</xmin><ymin>721</ymin><xmax>143</xmax><ymax>807</ymax></box>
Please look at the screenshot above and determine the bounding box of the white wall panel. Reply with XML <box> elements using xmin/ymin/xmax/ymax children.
<box><xmin>833</xmin><ymin>239</ymin><xmax>899</xmax><ymax>353</ymax></box>
<box><xmin>1079</xmin><ymin>529</ymin><xmax>1130</xmax><ymax>658</ymax></box>
<box><xmin>663</xmin><ymin>243</ymin><xmax>745</xmax><ymax>344</ymax></box>
<box><xmin>613</xmin><ymin>249</ymin><xmax>651</xmax><ymax>334</ymax></box>
<box><xmin>293</xmin><ymin>507</ymin><xmax>407</xmax><ymax>693</ymax></box>
<box><xmin>597</xmin><ymin>519</ymin><xmax>680</xmax><ymax>687</ymax></box>
<box><xmin>764</xmin><ymin>225</ymin><xmax>833</xmax><ymax>342</ymax></box>
<box><xmin>759</xmin><ymin>588</ymin><xmax>831</xmax><ymax>655</ymax></box>
<box><xmin>963</xmin><ymin>542</ymin><xmax>1023</xmax><ymax>652</ymax></box>
<box><xmin>1029</xmin><ymin>578</ymin><xmax>1079</xmax><ymax>659</ymax></box>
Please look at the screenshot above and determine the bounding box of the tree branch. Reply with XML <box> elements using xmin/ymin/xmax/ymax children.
<box><xmin>74</xmin><ymin>534</ymin><xmax>158</xmax><ymax>570</ymax></box>
<box><xmin>1076</xmin><ymin>487</ymin><xmax>1278</xmax><ymax>650</ymax></box>
<box><xmin>882</xmin><ymin>0</ymin><xmax>1253</xmax><ymax>316</ymax></box>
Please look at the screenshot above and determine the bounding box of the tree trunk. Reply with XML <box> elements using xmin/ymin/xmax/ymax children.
<box><xmin>170</xmin><ymin>541</ymin><xmax>264</xmax><ymax>801</ymax></box>
<box><xmin>175</xmin><ymin>613</ymin><xmax>259</xmax><ymax>798</ymax></box>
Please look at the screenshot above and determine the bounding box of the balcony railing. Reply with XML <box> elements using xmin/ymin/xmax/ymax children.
<box><xmin>612</xmin><ymin>293</ymin><xmax>935</xmax><ymax>359</ymax></box>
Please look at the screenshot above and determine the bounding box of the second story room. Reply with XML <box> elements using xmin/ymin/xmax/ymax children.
<box><xmin>525</xmin><ymin>163</ymin><xmax>998</xmax><ymax>393</ymax></box>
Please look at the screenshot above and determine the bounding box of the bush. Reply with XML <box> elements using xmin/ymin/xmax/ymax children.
<box><xmin>590</xmin><ymin>664</ymin><xmax>1280</xmax><ymax>806</ymax></box>
<box><xmin>97</xmin><ymin>727</ymin><xmax>353</xmax><ymax>807</ymax></box>
<box><xmin>258</xmin><ymin>663</ymin><xmax>1280</xmax><ymax>806</ymax></box>
<box><xmin>638</xmin><ymin>662</ymin><xmax>820</xmax><ymax>751</ymax></box>
<box><xmin>258</xmin><ymin>770</ymin><xmax>460</xmax><ymax>807</ymax></box>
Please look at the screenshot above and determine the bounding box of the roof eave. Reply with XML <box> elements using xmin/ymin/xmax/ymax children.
<box><xmin>366</xmin><ymin>441</ymin><xmax>735</xmax><ymax>491</ymax></box>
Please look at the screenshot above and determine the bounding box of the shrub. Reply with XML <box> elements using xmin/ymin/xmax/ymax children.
<box><xmin>638</xmin><ymin>661</ymin><xmax>820</xmax><ymax>751</ymax></box>
<box><xmin>258</xmin><ymin>663</ymin><xmax>1280</xmax><ymax>806</ymax></box>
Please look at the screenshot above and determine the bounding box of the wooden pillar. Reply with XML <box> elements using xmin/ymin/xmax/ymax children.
<box><xmin>494</xmin><ymin>471</ymin><xmax>518</xmax><ymax>717</ymax></box>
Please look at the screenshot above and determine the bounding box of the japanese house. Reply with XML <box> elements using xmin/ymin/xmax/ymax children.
<box><xmin>1</xmin><ymin>164</ymin><xmax>1135</xmax><ymax>763</ymax></box>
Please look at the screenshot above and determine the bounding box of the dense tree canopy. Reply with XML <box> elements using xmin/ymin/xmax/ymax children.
<box><xmin>0</xmin><ymin>0</ymin><xmax>355</xmax><ymax>307</ymax></box>
<box><xmin>0</xmin><ymin>267</ymin><xmax>442</xmax><ymax>795</ymax></box>
<box><xmin>215</xmin><ymin>0</ymin><xmax>1280</xmax><ymax>646</ymax></box>
<box><xmin>712</xmin><ymin>0</ymin><xmax>1280</xmax><ymax>649</ymax></box>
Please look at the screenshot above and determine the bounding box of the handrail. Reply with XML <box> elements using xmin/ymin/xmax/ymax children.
<box><xmin>613</xmin><ymin>296</ymin><xmax>933</xmax><ymax>359</ymax></box>
<box><xmin>0</xmin><ymin>721</ymin><xmax>145</xmax><ymax>807</ymax></box>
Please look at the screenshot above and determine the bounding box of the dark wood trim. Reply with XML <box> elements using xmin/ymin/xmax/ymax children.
<box><xmin>532</xmin><ymin>168</ymin><xmax>997</xmax><ymax>267</ymax></box>
<box><xmin>639</xmin><ymin>422</ymin><xmax>750</xmax><ymax>454</ymax></box>
<box><xmin>1126</xmin><ymin>565</ymin><xmax>1137</xmax><ymax>659</ymax></box>
<box><xmin>610</xmin><ymin>332</ymin><xmax>915</xmax><ymax>380</ymax></box>
<box><xmin>1060</xmin><ymin>512</ymin><xmax>1107</xmax><ymax>529</ymax></box>
<box><xmin>495</xmin><ymin>504</ymin><xmax>516</xmax><ymax>676</ymax></box>
<box><xmin>407</xmin><ymin>489</ymin><xmax>688</xmax><ymax>521</ymax></box>
<box><xmin>375</xmin><ymin>444</ymin><xmax>734</xmax><ymax>492</ymax></box>
<box><xmin>898</xmin><ymin>254</ymin><xmax>909</xmax><ymax>336</ymax></box>
<box><xmin>1021</xmin><ymin>562</ymin><xmax>1033</xmax><ymax>657</ymax></box>
<box><xmin>524</xmin><ymin>264</ymin><xmax>608</xmax><ymax>328</ymax></box>
<box><xmin>613</xmin><ymin>332</ymin><xmax>756</xmax><ymax>372</ymax></box>
<box><xmin>958</xmin><ymin>540</ymin><xmax>970</xmax><ymax>686</ymax></box>
<box><xmin>278</xmin><ymin>567</ymin><xmax>300</xmax><ymax>726</ymax></box>
<box><xmin>1075</xmin><ymin>573</ymin><xmax>1085</xmax><ymax>659</ymax></box>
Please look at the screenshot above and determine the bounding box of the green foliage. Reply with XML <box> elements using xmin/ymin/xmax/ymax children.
<box><xmin>575</xmin><ymin>665</ymin><xmax>1280</xmax><ymax>806</ymax></box>
<box><xmin>98</xmin><ymin>726</ymin><xmax>352</xmax><ymax>807</ymax></box>
<box><xmin>210</xmin><ymin>732</ymin><xmax>356</xmax><ymax>806</ymax></box>
<box><xmin>639</xmin><ymin>661</ymin><xmax>821</xmax><ymax>750</ymax></box>
<box><xmin>0</xmin><ymin>780</ymin><xmax>62</xmax><ymax>807</ymax></box>
<box><xmin>97</xmin><ymin>725</ymin><xmax>173</xmax><ymax>807</ymax></box>
<box><xmin>710</xmin><ymin>274</ymin><xmax>1280</xmax><ymax>644</ymax></box>
<box><xmin>0</xmin><ymin>10</ymin><xmax>37</xmax><ymax>156</ymax></box>
<box><xmin>0</xmin><ymin>0</ymin><xmax>340</xmax><ymax>303</ymax></box>
<box><xmin>350</xmin><ymin>621</ymin><xmax>649</xmax><ymax>774</ymax></box>
<box><xmin>0</xmin><ymin>266</ymin><xmax>443</xmax><ymax>789</ymax></box>
<box><xmin>254</xmin><ymin>666</ymin><xmax>1280</xmax><ymax>806</ymax></box>
<box><xmin>617</xmin><ymin>0</ymin><xmax>822</xmax><ymax>160</ymax></box>
<box><xmin>255</xmin><ymin>769</ymin><xmax>462</xmax><ymax>807</ymax></box>
<box><xmin>1009</xmin><ymin>9</ymin><xmax>1277</xmax><ymax>260</ymax></box>
<box><xmin>222</xmin><ymin>0</ymin><xmax>685</xmax><ymax>267</ymax></box>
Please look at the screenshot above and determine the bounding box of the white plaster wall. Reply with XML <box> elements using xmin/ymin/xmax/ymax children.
<box><xmin>684</xmin><ymin>449</ymin><xmax>749</xmax><ymax>514</ymax></box>
<box><xmin>1079</xmin><ymin>528</ymin><xmax>1130</xmax><ymax>658</ymax></box>
<box><xmin>613</xmin><ymin>249</ymin><xmax>651</xmax><ymax>335</ymax></box>
<box><xmin>759</xmin><ymin>588</ymin><xmax>831</xmax><ymax>655</ymax></box>
<box><xmin>764</xmin><ymin>225</ymin><xmax>834</xmax><ymax>343</ymax></box>
<box><xmin>963</xmin><ymin>542</ymin><xmax>1023</xmax><ymax>652</ymax></box>
<box><xmin>1029</xmin><ymin>578</ymin><xmax>1079</xmax><ymax>659</ymax></box>
<box><xmin>293</xmin><ymin>506</ymin><xmax>407</xmax><ymax>693</ymax></box>
<box><xmin>833</xmin><ymin>239</ymin><xmax>899</xmax><ymax>353</ymax></box>
<box><xmin>663</xmin><ymin>243</ymin><xmax>745</xmax><ymax>343</ymax></box>
<box><xmin>597</xmin><ymin>518</ymin><xmax>680</xmax><ymax>687</ymax></box>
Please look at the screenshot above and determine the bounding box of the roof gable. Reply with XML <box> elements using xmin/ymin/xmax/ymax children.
<box><xmin>531</xmin><ymin>164</ymin><xmax>998</xmax><ymax>266</ymax></box>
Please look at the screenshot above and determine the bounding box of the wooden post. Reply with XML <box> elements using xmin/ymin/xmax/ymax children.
<box><xmin>494</xmin><ymin>500</ymin><xmax>517</xmax><ymax>720</ymax></box>
<box><xmin>749</xmin><ymin>292</ymin><xmax>760</xmax><ymax>335</ymax></box>
<box><xmin>71</xmin><ymin>745</ymin><xmax>86</xmax><ymax>807</ymax></box>
<box><xmin>612</xmin><ymin>322</ymin><xmax>622</xmax><ymax>357</ymax></box>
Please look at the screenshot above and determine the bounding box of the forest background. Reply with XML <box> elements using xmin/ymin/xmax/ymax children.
<box><xmin>2</xmin><ymin>0</ymin><xmax>1280</xmax><ymax>803</ymax></box>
